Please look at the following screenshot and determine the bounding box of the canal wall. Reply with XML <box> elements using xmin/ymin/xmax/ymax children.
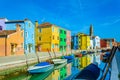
<box><xmin>0</xmin><ymin>51</ymin><xmax>73</xmax><ymax>80</ymax></box>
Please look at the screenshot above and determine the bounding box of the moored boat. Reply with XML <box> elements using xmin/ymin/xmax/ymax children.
<box><xmin>28</xmin><ymin>62</ymin><xmax>54</xmax><ymax>74</ymax></box>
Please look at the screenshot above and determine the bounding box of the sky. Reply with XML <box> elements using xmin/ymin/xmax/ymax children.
<box><xmin>0</xmin><ymin>0</ymin><xmax>120</xmax><ymax>41</ymax></box>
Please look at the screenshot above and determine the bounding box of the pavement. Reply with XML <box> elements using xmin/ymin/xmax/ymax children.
<box><xmin>0</xmin><ymin>51</ymin><xmax>71</xmax><ymax>70</ymax></box>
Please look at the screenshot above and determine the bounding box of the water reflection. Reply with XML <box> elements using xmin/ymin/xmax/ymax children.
<box><xmin>3</xmin><ymin>52</ymin><xmax>103</xmax><ymax>80</ymax></box>
<box><xmin>29</xmin><ymin>69</ymin><xmax>53</xmax><ymax>80</ymax></box>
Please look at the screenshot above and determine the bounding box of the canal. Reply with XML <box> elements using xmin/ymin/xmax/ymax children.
<box><xmin>1</xmin><ymin>52</ymin><xmax>102</xmax><ymax>80</ymax></box>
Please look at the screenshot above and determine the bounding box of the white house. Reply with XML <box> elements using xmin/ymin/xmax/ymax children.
<box><xmin>93</xmin><ymin>36</ymin><xmax>100</xmax><ymax>49</ymax></box>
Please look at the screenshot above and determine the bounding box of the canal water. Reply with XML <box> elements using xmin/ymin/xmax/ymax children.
<box><xmin>2</xmin><ymin>52</ymin><xmax>102</xmax><ymax>80</ymax></box>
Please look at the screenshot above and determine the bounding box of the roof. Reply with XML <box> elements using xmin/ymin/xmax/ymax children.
<box><xmin>5</xmin><ymin>20</ymin><xmax>24</xmax><ymax>23</ymax></box>
<box><xmin>38</xmin><ymin>22</ymin><xmax>52</xmax><ymax>28</ymax></box>
<box><xmin>5</xmin><ymin>19</ymin><xmax>31</xmax><ymax>24</ymax></box>
<box><xmin>0</xmin><ymin>30</ymin><xmax>16</xmax><ymax>37</ymax></box>
<box><xmin>101</xmin><ymin>38</ymin><xmax>115</xmax><ymax>42</ymax></box>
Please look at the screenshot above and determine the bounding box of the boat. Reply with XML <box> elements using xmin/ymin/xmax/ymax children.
<box><xmin>72</xmin><ymin>63</ymin><xmax>100</xmax><ymax>80</ymax></box>
<box><xmin>28</xmin><ymin>62</ymin><xmax>54</xmax><ymax>74</ymax></box>
<box><xmin>52</xmin><ymin>59</ymin><xmax>67</xmax><ymax>64</ymax></box>
<box><xmin>54</xmin><ymin>61</ymin><xmax>67</xmax><ymax>70</ymax></box>
<box><xmin>63</xmin><ymin>54</ymin><xmax>74</xmax><ymax>63</ymax></box>
<box><xmin>75</xmin><ymin>53</ymin><xmax>82</xmax><ymax>58</ymax></box>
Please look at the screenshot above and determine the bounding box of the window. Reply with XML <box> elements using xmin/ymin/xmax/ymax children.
<box><xmin>64</xmin><ymin>31</ymin><xmax>66</xmax><ymax>34</ymax></box>
<box><xmin>25</xmin><ymin>32</ymin><xmax>28</xmax><ymax>38</ymax></box>
<box><xmin>60</xmin><ymin>38</ymin><xmax>62</xmax><ymax>41</ymax></box>
<box><xmin>52</xmin><ymin>44</ymin><xmax>54</xmax><ymax>48</ymax></box>
<box><xmin>60</xmin><ymin>30</ymin><xmax>62</xmax><ymax>33</ymax></box>
<box><xmin>64</xmin><ymin>39</ymin><xmax>66</xmax><ymax>42</ymax></box>
<box><xmin>57</xmin><ymin>37</ymin><xmax>59</xmax><ymax>40</ymax></box>
<box><xmin>53</xmin><ymin>35</ymin><xmax>54</xmax><ymax>40</ymax></box>
<box><xmin>21</xmin><ymin>43</ymin><xmax>23</xmax><ymax>48</ymax></box>
<box><xmin>32</xmin><ymin>34</ymin><xmax>34</xmax><ymax>40</ymax></box>
<box><xmin>39</xmin><ymin>37</ymin><xmax>41</xmax><ymax>41</ymax></box>
<box><xmin>21</xmin><ymin>32</ymin><xmax>24</xmax><ymax>37</ymax></box>
<box><xmin>52</xmin><ymin>27</ymin><xmax>54</xmax><ymax>32</ymax></box>
<box><xmin>25</xmin><ymin>45</ymin><xmax>27</xmax><ymax>50</ymax></box>
<box><xmin>29</xmin><ymin>23</ymin><xmax>31</xmax><ymax>27</ymax></box>
<box><xmin>39</xmin><ymin>28</ymin><xmax>41</xmax><ymax>32</ymax></box>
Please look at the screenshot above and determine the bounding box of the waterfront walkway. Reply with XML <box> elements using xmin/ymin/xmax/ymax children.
<box><xmin>0</xmin><ymin>52</ymin><xmax>71</xmax><ymax>70</ymax></box>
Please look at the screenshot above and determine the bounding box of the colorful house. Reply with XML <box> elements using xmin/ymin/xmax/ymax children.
<box><xmin>59</xmin><ymin>28</ymin><xmax>67</xmax><ymax>52</ymax></box>
<box><xmin>0</xmin><ymin>24</ymin><xmax>24</xmax><ymax>56</ymax></box>
<box><xmin>81</xmin><ymin>35</ymin><xmax>90</xmax><ymax>50</ymax></box>
<box><xmin>100</xmin><ymin>38</ymin><xmax>115</xmax><ymax>49</ymax></box>
<box><xmin>37</xmin><ymin>22</ymin><xmax>59</xmax><ymax>52</ymax></box>
<box><xmin>93</xmin><ymin>36</ymin><xmax>100</xmax><ymax>49</ymax></box>
<box><xmin>5</xmin><ymin>19</ymin><xmax>35</xmax><ymax>54</ymax></box>
<box><xmin>100</xmin><ymin>39</ymin><xmax>107</xmax><ymax>49</ymax></box>
<box><xmin>66</xmin><ymin>30</ymin><xmax>71</xmax><ymax>52</ymax></box>
<box><xmin>71</xmin><ymin>34</ymin><xmax>78</xmax><ymax>50</ymax></box>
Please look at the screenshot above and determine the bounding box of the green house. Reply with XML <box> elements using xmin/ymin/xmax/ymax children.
<box><xmin>59</xmin><ymin>28</ymin><xmax>67</xmax><ymax>52</ymax></box>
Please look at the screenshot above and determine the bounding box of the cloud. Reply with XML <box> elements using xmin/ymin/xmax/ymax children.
<box><xmin>101</xmin><ymin>18</ymin><xmax>120</xmax><ymax>26</ymax></box>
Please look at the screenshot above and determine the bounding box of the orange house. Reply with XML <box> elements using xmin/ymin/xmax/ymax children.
<box><xmin>0</xmin><ymin>24</ymin><xmax>24</xmax><ymax>56</ymax></box>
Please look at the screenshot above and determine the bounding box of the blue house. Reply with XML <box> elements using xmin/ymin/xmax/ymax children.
<box><xmin>71</xmin><ymin>34</ymin><xmax>78</xmax><ymax>50</ymax></box>
<box><xmin>5</xmin><ymin>19</ymin><xmax>35</xmax><ymax>54</ymax></box>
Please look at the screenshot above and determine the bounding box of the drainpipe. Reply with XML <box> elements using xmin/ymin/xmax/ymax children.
<box><xmin>5</xmin><ymin>35</ymin><xmax>7</xmax><ymax>56</ymax></box>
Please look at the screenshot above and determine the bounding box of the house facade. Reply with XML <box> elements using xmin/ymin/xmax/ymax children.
<box><xmin>4</xmin><ymin>19</ymin><xmax>35</xmax><ymax>54</ymax></box>
<box><xmin>59</xmin><ymin>28</ymin><xmax>67</xmax><ymax>52</ymax></box>
<box><xmin>37</xmin><ymin>22</ymin><xmax>59</xmax><ymax>52</ymax></box>
<box><xmin>71</xmin><ymin>34</ymin><xmax>78</xmax><ymax>50</ymax></box>
<box><xmin>66</xmin><ymin>30</ymin><xmax>71</xmax><ymax>51</ymax></box>
<box><xmin>0</xmin><ymin>25</ymin><xmax>24</xmax><ymax>56</ymax></box>
<box><xmin>93</xmin><ymin>36</ymin><xmax>100</xmax><ymax>49</ymax></box>
<box><xmin>81</xmin><ymin>35</ymin><xmax>90</xmax><ymax>50</ymax></box>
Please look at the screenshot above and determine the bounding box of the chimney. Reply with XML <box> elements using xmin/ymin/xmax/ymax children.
<box><xmin>16</xmin><ymin>24</ymin><xmax>21</xmax><ymax>31</ymax></box>
<box><xmin>35</xmin><ymin>21</ymin><xmax>39</xmax><ymax>28</ymax></box>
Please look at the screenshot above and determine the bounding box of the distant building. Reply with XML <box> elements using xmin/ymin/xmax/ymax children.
<box><xmin>93</xmin><ymin>36</ymin><xmax>100</xmax><ymax>49</ymax></box>
<box><xmin>100</xmin><ymin>39</ymin><xmax>107</xmax><ymax>49</ymax></box>
<box><xmin>0</xmin><ymin>25</ymin><xmax>24</xmax><ymax>56</ymax></box>
<box><xmin>71</xmin><ymin>34</ymin><xmax>78</xmax><ymax>50</ymax></box>
<box><xmin>100</xmin><ymin>38</ymin><xmax>115</xmax><ymax>49</ymax></box>
<box><xmin>66</xmin><ymin>30</ymin><xmax>71</xmax><ymax>52</ymax></box>
<box><xmin>72</xmin><ymin>33</ymin><xmax>90</xmax><ymax>50</ymax></box>
<box><xmin>90</xmin><ymin>40</ymin><xmax>94</xmax><ymax>49</ymax></box>
<box><xmin>81</xmin><ymin>34</ymin><xmax>90</xmax><ymax>50</ymax></box>
<box><xmin>5</xmin><ymin>19</ymin><xmax>35</xmax><ymax>54</ymax></box>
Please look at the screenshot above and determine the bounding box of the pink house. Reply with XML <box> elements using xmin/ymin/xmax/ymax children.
<box><xmin>66</xmin><ymin>30</ymin><xmax>71</xmax><ymax>52</ymax></box>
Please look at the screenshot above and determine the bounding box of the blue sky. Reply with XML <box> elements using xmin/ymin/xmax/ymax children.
<box><xmin>0</xmin><ymin>0</ymin><xmax>120</xmax><ymax>41</ymax></box>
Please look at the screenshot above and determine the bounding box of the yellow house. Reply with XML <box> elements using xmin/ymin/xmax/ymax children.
<box><xmin>77</xmin><ymin>33</ymin><xmax>84</xmax><ymax>50</ymax></box>
<box><xmin>81</xmin><ymin>35</ymin><xmax>90</xmax><ymax>50</ymax></box>
<box><xmin>35</xmin><ymin>22</ymin><xmax>59</xmax><ymax>52</ymax></box>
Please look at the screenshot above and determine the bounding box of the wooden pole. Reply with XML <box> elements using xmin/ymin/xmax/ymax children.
<box><xmin>47</xmin><ymin>48</ymin><xmax>52</xmax><ymax>59</ymax></box>
<box><xmin>25</xmin><ymin>53</ymin><xmax>29</xmax><ymax>68</ymax></box>
<box><xmin>35</xmin><ymin>52</ymin><xmax>40</xmax><ymax>63</ymax></box>
<box><xmin>53</xmin><ymin>49</ymin><xmax>56</xmax><ymax>58</ymax></box>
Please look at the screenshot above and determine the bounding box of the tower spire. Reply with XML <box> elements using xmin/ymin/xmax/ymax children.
<box><xmin>90</xmin><ymin>24</ymin><xmax>93</xmax><ymax>36</ymax></box>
